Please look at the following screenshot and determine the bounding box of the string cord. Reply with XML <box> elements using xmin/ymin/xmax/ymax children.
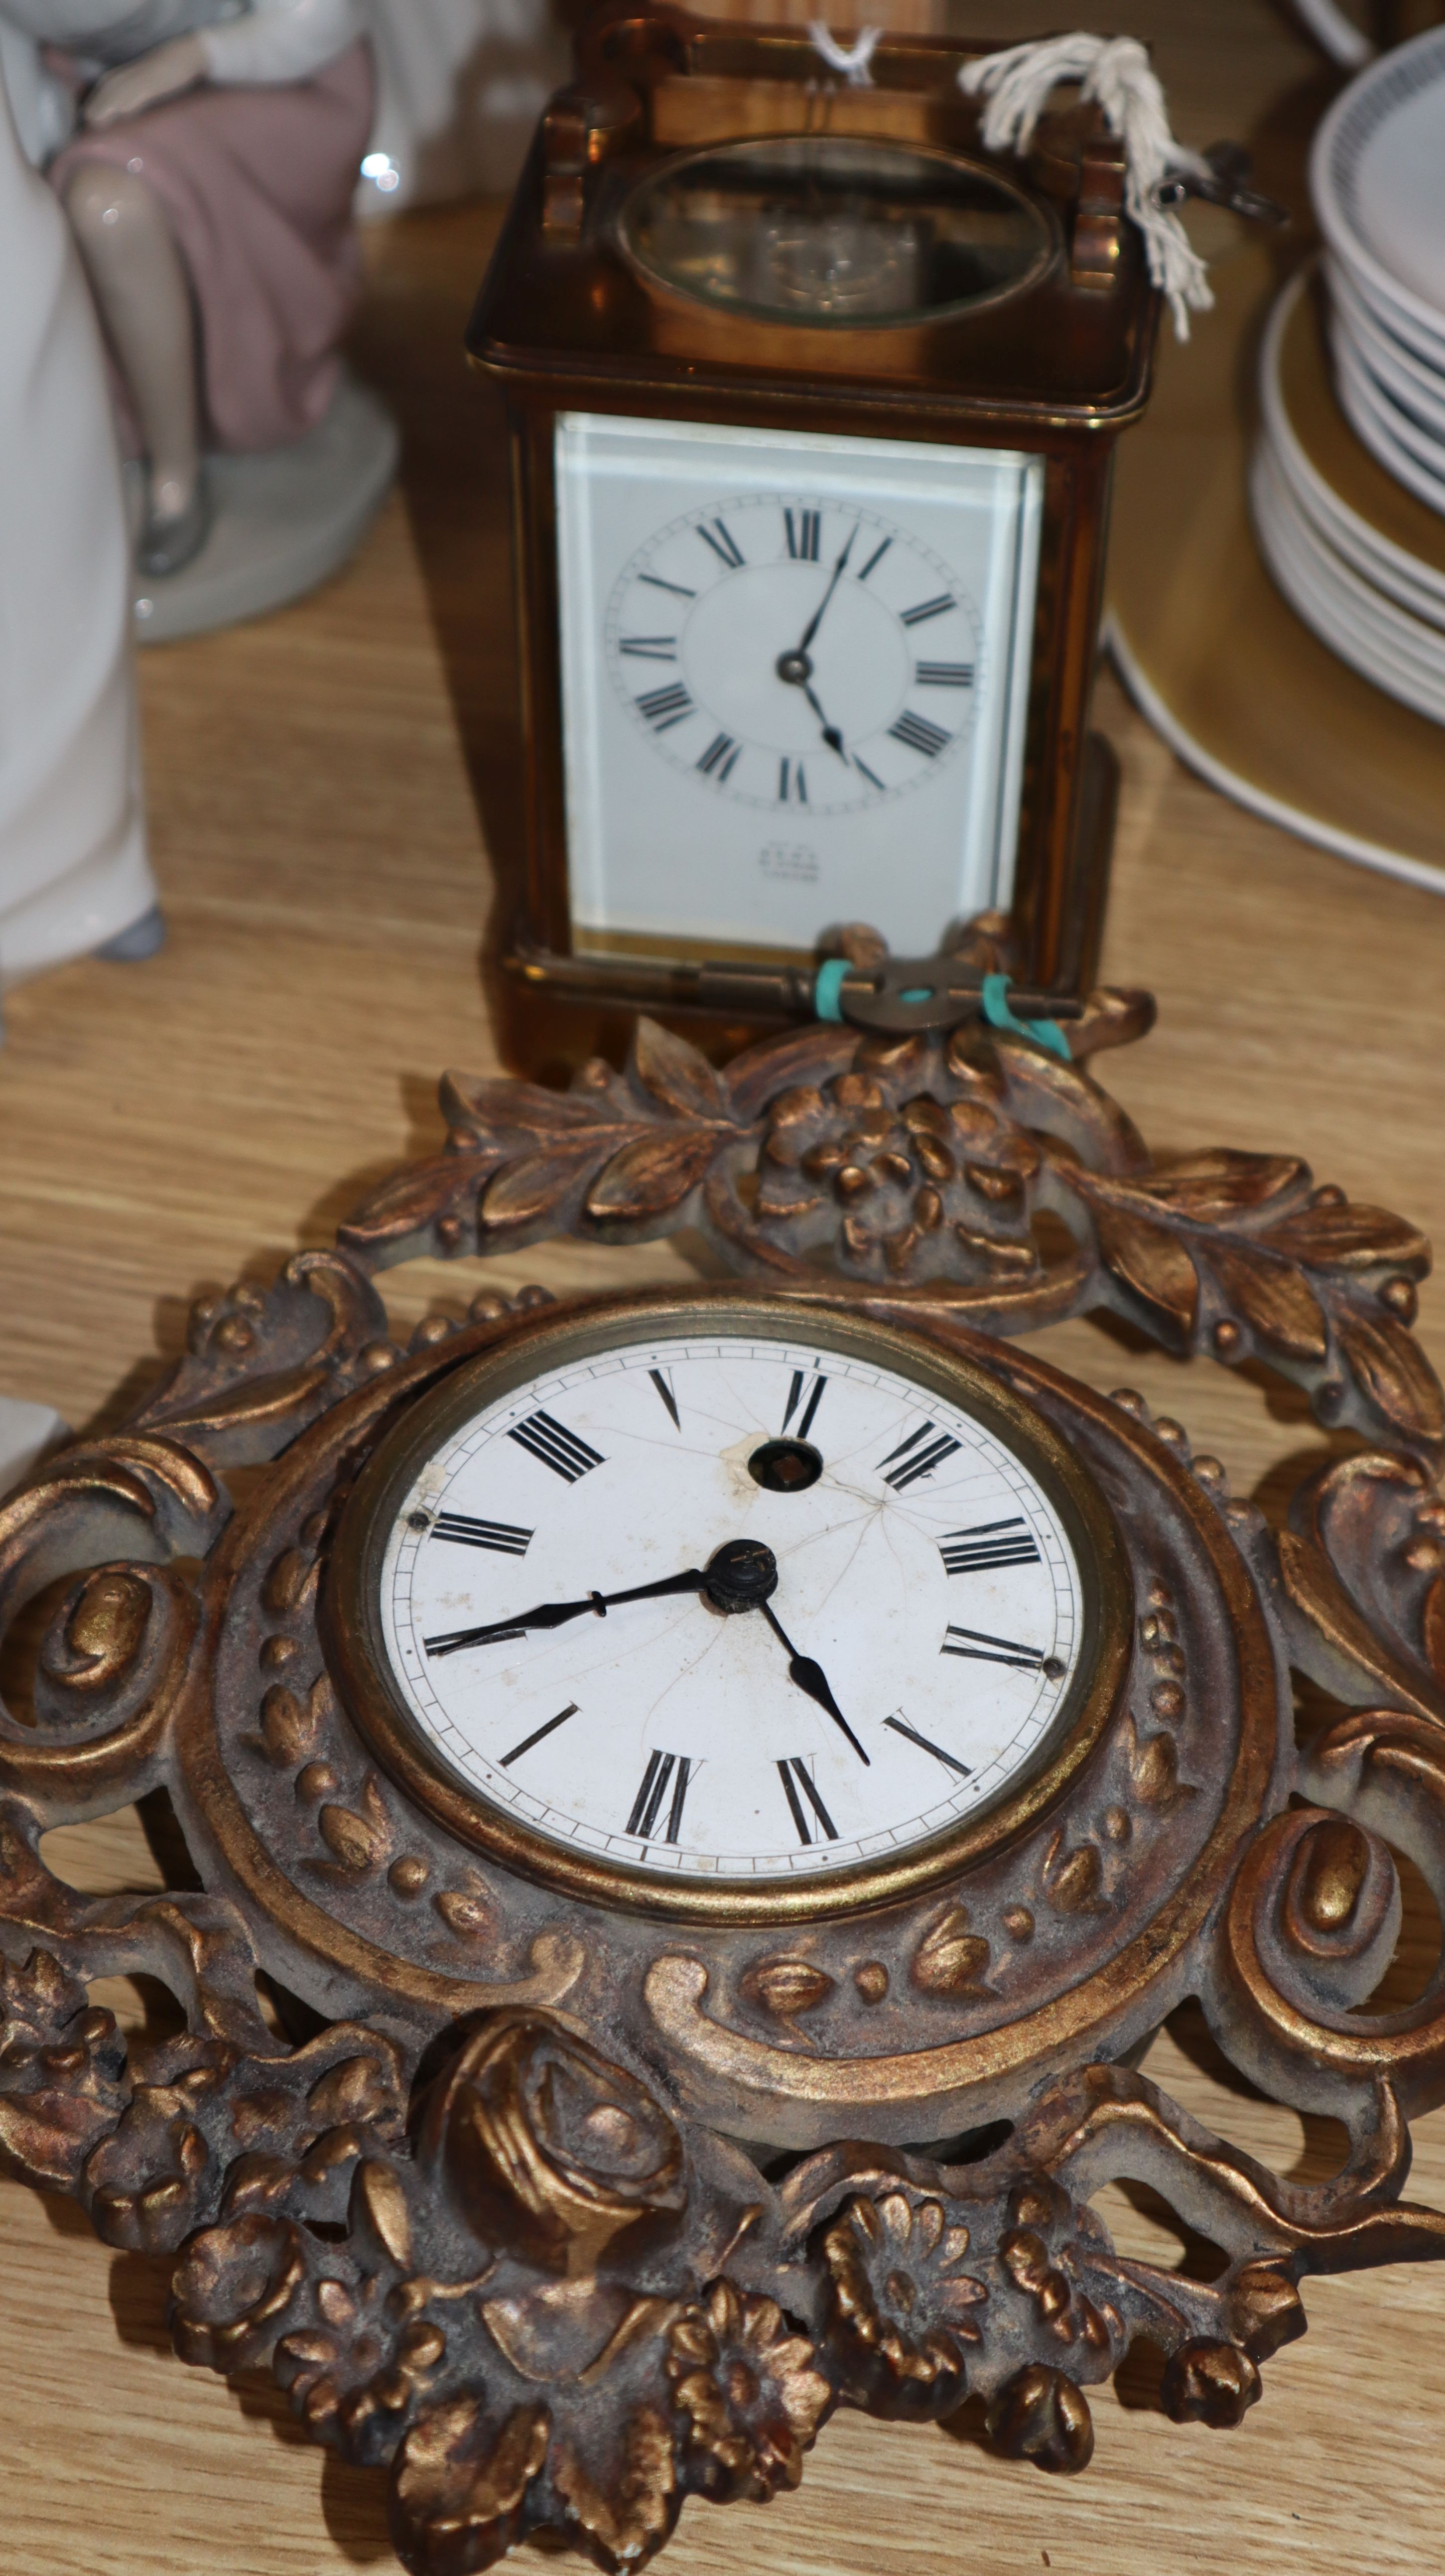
<box><xmin>959</xmin><ymin>34</ymin><xmax>1213</xmax><ymax>338</ymax></box>
<box><xmin>807</xmin><ymin>21</ymin><xmax>881</xmax><ymax>87</ymax></box>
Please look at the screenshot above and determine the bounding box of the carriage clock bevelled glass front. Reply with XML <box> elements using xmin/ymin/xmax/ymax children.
<box><xmin>467</xmin><ymin>1</ymin><xmax>1160</xmax><ymax>1026</ymax></box>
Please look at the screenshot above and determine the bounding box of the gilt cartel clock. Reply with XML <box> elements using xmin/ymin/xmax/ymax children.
<box><xmin>468</xmin><ymin>2</ymin><xmax>1161</xmax><ymax>1040</ymax></box>
<box><xmin>6</xmin><ymin>957</ymin><xmax>1445</xmax><ymax>2574</ymax></box>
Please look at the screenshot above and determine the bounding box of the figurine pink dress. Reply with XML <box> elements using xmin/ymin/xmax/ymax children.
<box><xmin>1</xmin><ymin>0</ymin><xmax>373</xmax><ymax>570</ymax></box>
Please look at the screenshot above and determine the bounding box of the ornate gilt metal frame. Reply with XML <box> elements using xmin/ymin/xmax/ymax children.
<box><xmin>5</xmin><ymin>941</ymin><xmax>1445</xmax><ymax>2569</ymax></box>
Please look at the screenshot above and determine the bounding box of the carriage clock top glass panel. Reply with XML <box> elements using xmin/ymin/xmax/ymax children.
<box><xmin>467</xmin><ymin>3</ymin><xmax>1159</xmax><ymax>1006</ymax></box>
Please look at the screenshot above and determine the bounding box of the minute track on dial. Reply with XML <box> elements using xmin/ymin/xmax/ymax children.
<box><xmin>609</xmin><ymin>491</ymin><xmax>982</xmax><ymax>816</ymax></box>
<box><xmin>381</xmin><ymin>1329</ymin><xmax>1085</xmax><ymax>1885</ymax></box>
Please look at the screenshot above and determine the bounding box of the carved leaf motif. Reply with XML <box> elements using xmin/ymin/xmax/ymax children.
<box><xmin>553</xmin><ymin>2407</ymin><xmax>677</xmax><ymax>2567</ymax></box>
<box><xmin>1132</xmin><ymin>1151</ymin><xmax>1308</xmax><ymax>1218</ymax></box>
<box><xmin>1044</xmin><ymin>1836</ymin><xmax>1107</xmax><ymax>1914</ymax></box>
<box><xmin>1091</xmin><ymin>1205</ymin><xmax>1199</xmax><ymax>1337</ymax></box>
<box><xmin>1336</xmin><ymin>1311</ymin><xmax>1445</xmax><ymax>1447</ymax></box>
<box><xmin>912</xmin><ymin>1908</ymin><xmax>991</xmax><ymax>1995</ymax></box>
<box><xmin>481</xmin><ymin>1137</ymin><xmax>622</xmax><ymax>1231</ymax></box>
<box><xmin>586</xmin><ymin>1129</ymin><xmax>723</xmax><ymax>1224</ymax></box>
<box><xmin>740</xmin><ymin>1960</ymin><xmax>834</xmax><ymax>2020</ymax></box>
<box><xmin>1128</xmin><ymin>1720</ymin><xmax>1193</xmax><ymax>1811</ymax></box>
<box><xmin>1203</xmin><ymin>1245</ymin><xmax>1328</xmax><ymax>1363</ymax></box>
<box><xmin>435</xmin><ymin>1887</ymin><xmax>495</xmax><ymax>1941</ymax></box>
<box><xmin>1258</xmin><ymin>1203</ymin><xmax>1430</xmax><ymax>1273</ymax></box>
<box><xmin>631</xmin><ymin>1017</ymin><xmax>733</xmax><ymax>1121</ymax></box>
<box><xmin>338</xmin><ymin>1154</ymin><xmax>474</xmax><ymax>1249</ymax></box>
<box><xmin>317</xmin><ymin>1778</ymin><xmax>391</xmax><ymax>1875</ymax></box>
<box><xmin>443</xmin><ymin>1073</ymin><xmax>615</xmax><ymax>1139</ymax></box>
<box><xmin>393</xmin><ymin>2399</ymin><xmax>549</xmax><ymax>2568</ymax></box>
<box><xmin>261</xmin><ymin>1685</ymin><xmax>316</xmax><ymax>1768</ymax></box>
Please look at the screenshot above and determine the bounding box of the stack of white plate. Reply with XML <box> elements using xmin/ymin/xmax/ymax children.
<box><xmin>1312</xmin><ymin>26</ymin><xmax>1445</xmax><ymax>515</ymax></box>
<box><xmin>1248</xmin><ymin>28</ymin><xmax>1445</xmax><ymax>728</ymax></box>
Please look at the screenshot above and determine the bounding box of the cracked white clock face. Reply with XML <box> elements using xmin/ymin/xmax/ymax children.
<box><xmin>376</xmin><ymin>1331</ymin><xmax>1087</xmax><ymax>1885</ymax></box>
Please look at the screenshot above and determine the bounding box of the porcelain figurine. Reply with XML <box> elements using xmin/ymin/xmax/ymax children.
<box><xmin>0</xmin><ymin>0</ymin><xmax>376</xmax><ymax>581</ymax></box>
<box><xmin>0</xmin><ymin>29</ymin><xmax>159</xmax><ymax>1009</ymax></box>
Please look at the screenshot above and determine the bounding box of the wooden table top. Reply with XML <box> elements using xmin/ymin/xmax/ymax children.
<box><xmin>4</xmin><ymin>3</ymin><xmax>1445</xmax><ymax>2569</ymax></box>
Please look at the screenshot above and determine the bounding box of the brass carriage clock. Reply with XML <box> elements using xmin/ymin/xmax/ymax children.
<box><xmin>468</xmin><ymin>2</ymin><xmax>1160</xmax><ymax>1036</ymax></box>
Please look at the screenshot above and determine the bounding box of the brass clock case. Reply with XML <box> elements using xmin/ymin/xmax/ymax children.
<box><xmin>5</xmin><ymin>975</ymin><xmax>1445</xmax><ymax>2571</ymax></box>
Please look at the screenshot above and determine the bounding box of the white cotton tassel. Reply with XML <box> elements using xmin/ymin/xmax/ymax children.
<box><xmin>809</xmin><ymin>22</ymin><xmax>881</xmax><ymax>87</ymax></box>
<box><xmin>959</xmin><ymin>35</ymin><xmax>1213</xmax><ymax>339</ymax></box>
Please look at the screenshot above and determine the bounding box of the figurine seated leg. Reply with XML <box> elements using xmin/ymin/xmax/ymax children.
<box><xmin>49</xmin><ymin>46</ymin><xmax>387</xmax><ymax>622</ymax></box>
<box><xmin>62</xmin><ymin>159</ymin><xmax>207</xmax><ymax>576</ymax></box>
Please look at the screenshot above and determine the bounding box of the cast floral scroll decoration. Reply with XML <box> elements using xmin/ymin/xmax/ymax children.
<box><xmin>4</xmin><ymin>938</ymin><xmax>1445</xmax><ymax>2568</ymax></box>
<box><xmin>339</xmin><ymin>939</ymin><xmax>1441</xmax><ymax>1465</ymax></box>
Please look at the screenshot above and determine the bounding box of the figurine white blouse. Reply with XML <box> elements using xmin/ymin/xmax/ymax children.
<box><xmin>2</xmin><ymin>0</ymin><xmax>362</xmax><ymax>102</ymax></box>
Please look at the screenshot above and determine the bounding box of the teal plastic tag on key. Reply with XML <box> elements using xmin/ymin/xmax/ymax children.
<box><xmin>980</xmin><ymin>971</ymin><xmax>1071</xmax><ymax>1061</ymax></box>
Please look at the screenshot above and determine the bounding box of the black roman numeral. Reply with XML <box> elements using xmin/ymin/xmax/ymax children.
<box><xmin>619</xmin><ymin>635</ymin><xmax>677</xmax><ymax>661</ymax></box>
<box><xmin>640</xmin><ymin>571</ymin><xmax>696</xmax><ymax>599</ymax></box>
<box><xmin>649</xmin><ymin>1367</ymin><xmax>680</xmax><ymax>1429</ymax></box>
<box><xmin>636</xmin><ymin>682</ymin><xmax>693</xmax><ymax>733</ymax></box>
<box><xmin>779</xmin><ymin>757</ymin><xmax>807</xmax><ymax>804</ymax></box>
<box><xmin>889</xmin><ymin>710</ymin><xmax>951</xmax><ymax>759</ymax></box>
<box><xmin>942</xmin><ymin>1624</ymin><xmax>1048</xmax><ymax>1671</ymax></box>
<box><xmin>852</xmin><ymin>754</ymin><xmax>886</xmax><ymax>790</ymax></box>
<box><xmin>857</xmin><ymin>535</ymin><xmax>892</xmax><ymax>581</ymax></box>
<box><xmin>939</xmin><ymin>1520</ymin><xmax>1042</xmax><ymax>1575</ymax></box>
<box><xmin>627</xmin><ymin>1750</ymin><xmax>693</xmax><ymax>1842</ymax></box>
<box><xmin>699</xmin><ymin>519</ymin><xmax>744</xmax><ymax>569</ymax></box>
<box><xmin>697</xmin><ymin>731</ymin><xmax>741</xmax><ymax>782</ymax></box>
<box><xmin>884</xmin><ymin>1713</ymin><xmax>973</xmax><ymax>1777</ymax></box>
<box><xmin>508</xmin><ymin>1410</ymin><xmax>604</xmax><ymax>1483</ymax></box>
<box><xmin>878</xmin><ymin>1422</ymin><xmax>962</xmax><ymax>1491</ymax></box>
<box><xmin>785</xmin><ymin>507</ymin><xmax>821</xmax><ymax>561</ymax></box>
<box><xmin>430</xmin><ymin>1512</ymin><xmax>532</xmax><ymax>1557</ymax></box>
<box><xmin>782</xmin><ymin>1368</ymin><xmax>826</xmax><ymax>1440</ymax></box>
<box><xmin>777</xmin><ymin>1757</ymin><xmax>839</xmax><ymax>1845</ymax></box>
<box><xmin>500</xmin><ymin>1702</ymin><xmax>579</xmax><ymax>1768</ymax></box>
<box><xmin>915</xmin><ymin>662</ymin><xmax>975</xmax><ymax>688</ymax></box>
<box><xmin>901</xmin><ymin>595</ymin><xmax>954</xmax><ymax>627</ymax></box>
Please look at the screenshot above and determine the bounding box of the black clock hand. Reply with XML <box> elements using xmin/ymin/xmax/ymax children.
<box><xmin>758</xmin><ymin>1598</ymin><xmax>870</xmax><ymax>1764</ymax></box>
<box><xmin>801</xmin><ymin>678</ymin><xmax>848</xmax><ymax>762</ymax></box>
<box><xmin>425</xmin><ymin>1566</ymin><xmax>708</xmax><ymax>1658</ymax></box>
<box><xmin>796</xmin><ymin>522</ymin><xmax>858</xmax><ymax>656</ymax></box>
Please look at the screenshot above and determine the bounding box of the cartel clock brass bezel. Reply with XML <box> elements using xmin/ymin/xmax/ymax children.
<box><xmin>323</xmin><ymin>1291</ymin><xmax>1132</xmax><ymax>1926</ymax></box>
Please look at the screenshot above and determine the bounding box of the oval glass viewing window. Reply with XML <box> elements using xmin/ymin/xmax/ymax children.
<box><xmin>615</xmin><ymin>135</ymin><xmax>1058</xmax><ymax>327</ymax></box>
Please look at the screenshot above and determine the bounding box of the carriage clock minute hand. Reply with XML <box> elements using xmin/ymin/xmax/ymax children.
<box><xmin>797</xmin><ymin>522</ymin><xmax>857</xmax><ymax>655</ymax></box>
<box><xmin>758</xmin><ymin>1598</ymin><xmax>870</xmax><ymax>1764</ymax></box>
<box><xmin>424</xmin><ymin>1567</ymin><xmax>708</xmax><ymax>1658</ymax></box>
<box><xmin>775</xmin><ymin>525</ymin><xmax>858</xmax><ymax>762</ymax></box>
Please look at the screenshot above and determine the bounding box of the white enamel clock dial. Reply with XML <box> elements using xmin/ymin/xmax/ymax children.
<box><xmin>376</xmin><ymin>1332</ymin><xmax>1084</xmax><ymax>1884</ymax></box>
<box><xmin>556</xmin><ymin>413</ymin><xmax>1044</xmax><ymax>959</ymax></box>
